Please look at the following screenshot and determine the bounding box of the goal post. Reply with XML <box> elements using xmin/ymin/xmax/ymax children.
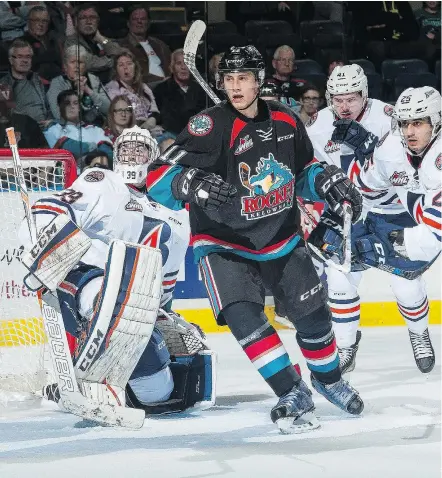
<box><xmin>0</xmin><ymin>149</ymin><xmax>77</xmax><ymax>403</ymax></box>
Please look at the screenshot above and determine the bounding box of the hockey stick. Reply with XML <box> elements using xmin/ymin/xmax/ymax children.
<box><xmin>183</xmin><ymin>20</ymin><xmax>220</xmax><ymax>104</ymax></box>
<box><xmin>183</xmin><ymin>23</ymin><xmax>354</xmax><ymax>273</ymax></box>
<box><xmin>6</xmin><ymin>128</ymin><xmax>144</xmax><ymax>429</ymax></box>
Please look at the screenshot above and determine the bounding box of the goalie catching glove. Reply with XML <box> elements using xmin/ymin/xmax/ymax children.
<box><xmin>172</xmin><ymin>167</ymin><xmax>237</xmax><ymax>210</ymax></box>
<box><xmin>21</xmin><ymin>214</ymin><xmax>91</xmax><ymax>291</ymax></box>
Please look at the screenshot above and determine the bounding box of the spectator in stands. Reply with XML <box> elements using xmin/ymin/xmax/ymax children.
<box><xmin>298</xmin><ymin>84</ymin><xmax>323</xmax><ymax>125</ymax></box>
<box><xmin>82</xmin><ymin>150</ymin><xmax>111</xmax><ymax>172</ymax></box>
<box><xmin>0</xmin><ymin>84</ymin><xmax>48</xmax><ymax>148</ymax></box>
<box><xmin>153</xmin><ymin>48</ymin><xmax>206</xmax><ymax>138</ymax></box>
<box><xmin>20</xmin><ymin>6</ymin><xmax>63</xmax><ymax>82</ymax></box>
<box><xmin>119</xmin><ymin>5</ymin><xmax>171</xmax><ymax>87</ymax></box>
<box><xmin>0</xmin><ymin>2</ymin><xmax>39</xmax><ymax>41</ymax></box>
<box><xmin>0</xmin><ymin>38</ymin><xmax>51</xmax><ymax>125</ymax></box>
<box><xmin>327</xmin><ymin>57</ymin><xmax>345</xmax><ymax>77</ymax></box>
<box><xmin>65</xmin><ymin>4</ymin><xmax>126</xmax><ymax>84</ymax></box>
<box><xmin>415</xmin><ymin>1</ymin><xmax>441</xmax><ymax>57</ymax></box>
<box><xmin>351</xmin><ymin>2</ymin><xmax>432</xmax><ymax>69</ymax></box>
<box><xmin>105</xmin><ymin>52</ymin><xmax>160</xmax><ymax>130</ymax></box>
<box><xmin>45</xmin><ymin>1</ymin><xmax>76</xmax><ymax>40</ymax></box>
<box><xmin>104</xmin><ymin>95</ymin><xmax>135</xmax><ymax>143</ymax></box>
<box><xmin>43</xmin><ymin>90</ymin><xmax>113</xmax><ymax>164</ymax></box>
<box><xmin>47</xmin><ymin>45</ymin><xmax>110</xmax><ymax>126</ymax></box>
<box><xmin>269</xmin><ymin>45</ymin><xmax>306</xmax><ymax>112</ymax></box>
<box><xmin>208</xmin><ymin>52</ymin><xmax>224</xmax><ymax>89</ymax></box>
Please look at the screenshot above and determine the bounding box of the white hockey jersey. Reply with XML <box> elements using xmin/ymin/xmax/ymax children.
<box><xmin>25</xmin><ymin>168</ymin><xmax>190</xmax><ymax>307</ymax></box>
<box><xmin>357</xmin><ymin>133</ymin><xmax>441</xmax><ymax>261</ymax></box>
<box><xmin>306</xmin><ymin>99</ymin><xmax>402</xmax><ymax>214</ymax></box>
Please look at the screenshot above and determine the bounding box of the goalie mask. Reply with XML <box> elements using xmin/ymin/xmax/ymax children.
<box><xmin>113</xmin><ymin>126</ymin><xmax>160</xmax><ymax>185</ymax></box>
<box><xmin>392</xmin><ymin>87</ymin><xmax>441</xmax><ymax>154</ymax></box>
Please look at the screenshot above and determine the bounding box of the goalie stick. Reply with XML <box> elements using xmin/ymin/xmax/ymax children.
<box><xmin>6</xmin><ymin>128</ymin><xmax>145</xmax><ymax>429</ymax></box>
<box><xmin>183</xmin><ymin>24</ymin><xmax>353</xmax><ymax>273</ymax></box>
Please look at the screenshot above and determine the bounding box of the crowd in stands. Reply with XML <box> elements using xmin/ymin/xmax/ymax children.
<box><xmin>0</xmin><ymin>1</ymin><xmax>440</xmax><ymax>174</ymax></box>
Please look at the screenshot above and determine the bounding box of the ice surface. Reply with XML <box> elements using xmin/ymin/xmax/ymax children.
<box><xmin>0</xmin><ymin>327</ymin><xmax>440</xmax><ymax>478</ymax></box>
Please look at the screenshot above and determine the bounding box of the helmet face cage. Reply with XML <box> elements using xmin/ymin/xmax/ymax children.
<box><xmin>216</xmin><ymin>45</ymin><xmax>266</xmax><ymax>90</ymax></box>
<box><xmin>113</xmin><ymin>126</ymin><xmax>160</xmax><ymax>185</ymax></box>
<box><xmin>326</xmin><ymin>65</ymin><xmax>368</xmax><ymax>114</ymax></box>
<box><xmin>392</xmin><ymin>87</ymin><xmax>441</xmax><ymax>149</ymax></box>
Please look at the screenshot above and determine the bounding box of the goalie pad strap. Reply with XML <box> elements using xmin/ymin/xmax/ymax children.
<box><xmin>74</xmin><ymin>240</ymin><xmax>162</xmax><ymax>388</ymax></box>
<box><xmin>21</xmin><ymin>214</ymin><xmax>91</xmax><ymax>291</ymax></box>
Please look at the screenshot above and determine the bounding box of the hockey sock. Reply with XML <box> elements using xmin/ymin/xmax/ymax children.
<box><xmin>329</xmin><ymin>295</ymin><xmax>361</xmax><ymax>348</ymax></box>
<box><xmin>297</xmin><ymin>328</ymin><xmax>341</xmax><ymax>385</ymax></box>
<box><xmin>397</xmin><ymin>297</ymin><xmax>430</xmax><ymax>334</ymax></box>
<box><xmin>222</xmin><ymin>301</ymin><xmax>300</xmax><ymax>397</ymax></box>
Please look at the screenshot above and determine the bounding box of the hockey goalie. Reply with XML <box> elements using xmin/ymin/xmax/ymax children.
<box><xmin>18</xmin><ymin>126</ymin><xmax>216</xmax><ymax>427</ymax></box>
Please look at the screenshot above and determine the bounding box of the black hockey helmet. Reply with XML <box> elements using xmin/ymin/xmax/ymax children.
<box><xmin>260</xmin><ymin>79</ymin><xmax>281</xmax><ymax>99</ymax></box>
<box><xmin>216</xmin><ymin>45</ymin><xmax>266</xmax><ymax>90</ymax></box>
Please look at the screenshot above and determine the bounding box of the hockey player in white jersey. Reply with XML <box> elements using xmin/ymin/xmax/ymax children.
<box><xmin>316</xmin><ymin>86</ymin><xmax>440</xmax><ymax>373</ymax></box>
<box><xmin>19</xmin><ymin>126</ymin><xmax>214</xmax><ymax>419</ymax></box>
<box><xmin>305</xmin><ymin>65</ymin><xmax>434</xmax><ymax>374</ymax></box>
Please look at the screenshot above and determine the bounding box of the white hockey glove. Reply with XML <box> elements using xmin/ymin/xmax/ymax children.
<box><xmin>21</xmin><ymin>214</ymin><xmax>91</xmax><ymax>291</ymax></box>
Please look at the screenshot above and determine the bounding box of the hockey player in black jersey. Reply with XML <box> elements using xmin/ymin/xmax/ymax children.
<box><xmin>147</xmin><ymin>46</ymin><xmax>364</xmax><ymax>434</ymax></box>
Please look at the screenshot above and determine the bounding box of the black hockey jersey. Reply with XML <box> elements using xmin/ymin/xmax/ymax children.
<box><xmin>147</xmin><ymin>99</ymin><xmax>325</xmax><ymax>262</ymax></box>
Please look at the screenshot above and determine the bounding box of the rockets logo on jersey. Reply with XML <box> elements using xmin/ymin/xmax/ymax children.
<box><xmin>188</xmin><ymin>114</ymin><xmax>213</xmax><ymax>136</ymax></box>
<box><xmin>234</xmin><ymin>135</ymin><xmax>253</xmax><ymax>155</ymax></box>
<box><xmin>239</xmin><ymin>153</ymin><xmax>295</xmax><ymax>220</ymax></box>
<box><xmin>389</xmin><ymin>171</ymin><xmax>409</xmax><ymax>186</ymax></box>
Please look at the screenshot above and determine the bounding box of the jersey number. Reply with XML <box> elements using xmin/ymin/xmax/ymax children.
<box><xmin>432</xmin><ymin>191</ymin><xmax>442</xmax><ymax>208</ymax></box>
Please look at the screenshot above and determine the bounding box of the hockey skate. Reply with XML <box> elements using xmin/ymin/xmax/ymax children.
<box><xmin>310</xmin><ymin>375</ymin><xmax>364</xmax><ymax>415</ymax></box>
<box><xmin>270</xmin><ymin>380</ymin><xmax>320</xmax><ymax>434</ymax></box>
<box><xmin>338</xmin><ymin>330</ymin><xmax>362</xmax><ymax>374</ymax></box>
<box><xmin>409</xmin><ymin>328</ymin><xmax>435</xmax><ymax>373</ymax></box>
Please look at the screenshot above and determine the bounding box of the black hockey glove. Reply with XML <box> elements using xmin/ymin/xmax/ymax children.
<box><xmin>173</xmin><ymin>167</ymin><xmax>237</xmax><ymax>210</ymax></box>
<box><xmin>331</xmin><ymin>119</ymin><xmax>378</xmax><ymax>157</ymax></box>
<box><xmin>314</xmin><ymin>165</ymin><xmax>363</xmax><ymax>222</ymax></box>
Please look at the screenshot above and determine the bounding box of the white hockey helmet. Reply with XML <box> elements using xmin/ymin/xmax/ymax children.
<box><xmin>113</xmin><ymin>126</ymin><xmax>160</xmax><ymax>185</ymax></box>
<box><xmin>326</xmin><ymin>64</ymin><xmax>368</xmax><ymax>109</ymax></box>
<box><xmin>393</xmin><ymin>86</ymin><xmax>441</xmax><ymax>136</ymax></box>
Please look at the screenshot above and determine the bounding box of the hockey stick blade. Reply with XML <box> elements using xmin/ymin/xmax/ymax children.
<box><xmin>41</xmin><ymin>302</ymin><xmax>145</xmax><ymax>429</ymax></box>
<box><xmin>184</xmin><ymin>20</ymin><xmax>221</xmax><ymax>105</ymax></box>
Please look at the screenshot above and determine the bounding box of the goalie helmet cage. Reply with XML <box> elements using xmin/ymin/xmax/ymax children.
<box><xmin>0</xmin><ymin>149</ymin><xmax>77</xmax><ymax>406</ymax></box>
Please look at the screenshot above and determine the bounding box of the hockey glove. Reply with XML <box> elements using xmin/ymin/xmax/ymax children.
<box><xmin>314</xmin><ymin>165</ymin><xmax>363</xmax><ymax>222</ymax></box>
<box><xmin>173</xmin><ymin>167</ymin><xmax>237</xmax><ymax>210</ymax></box>
<box><xmin>331</xmin><ymin>119</ymin><xmax>378</xmax><ymax>157</ymax></box>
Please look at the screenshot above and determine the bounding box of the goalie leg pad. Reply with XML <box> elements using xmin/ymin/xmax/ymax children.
<box><xmin>126</xmin><ymin>350</ymin><xmax>217</xmax><ymax>414</ymax></box>
<box><xmin>22</xmin><ymin>214</ymin><xmax>91</xmax><ymax>291</ymax></box>
<box><xmin>74</xmin><ymin>240</ymin><xmax>162</xmax><ymax>387</ymax></box>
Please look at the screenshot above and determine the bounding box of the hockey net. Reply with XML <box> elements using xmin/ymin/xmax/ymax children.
<box><xmin>0</xmin><ymin>149</ymin><xmax>77</xmax><ymax>405</ymax></box>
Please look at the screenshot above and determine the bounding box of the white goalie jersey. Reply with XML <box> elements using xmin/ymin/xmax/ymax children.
<box><xmin>306</xmin><ymin>98</ymin><xmax>402</xmax><ymax>214</ymax></box>
<box><xmin>22</xmin><ymin>167</ymin><xmax>190</xmax><ymax>307</ymax></box>
<box><xmin>357</xmin><ymin>132</ymin><xmax>441</xmax><ymax>261</ymax></box>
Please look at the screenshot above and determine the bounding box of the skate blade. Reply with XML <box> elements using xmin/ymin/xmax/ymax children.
<box><xmin>274</xmin><ymin>315</ymin><xmax>295</xmax><ymax>329</ymax></box>
<box><xmin>276</xmin><ymin>412</ymin><xmax>320</xmax><ymax>434</ymax></box>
